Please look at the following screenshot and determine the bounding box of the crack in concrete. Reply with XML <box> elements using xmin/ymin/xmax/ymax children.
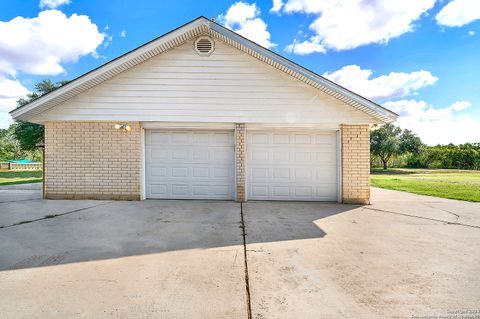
<box><xmin>0</xmin><ymin>198</ymin><xmax>41</xmax><ymax>204</ymax></box>
<box><xmin>0</xmin><ymin>201</ymin><xmax>113</xmax><ymax>229</ymax></box>
<box><xmin>240</xmin><ymin>202</ymin><xmax>253</xmax><ymax>319</ymax></box>
<box><xmin>423</xmin><ymin>204</ymin><xmax>460</xmax><ymax>223</ymax></box>
<box><xmin>363</xmin><ymin>207</ymin><xmax>480</xmax><ymax>229</ymax></box>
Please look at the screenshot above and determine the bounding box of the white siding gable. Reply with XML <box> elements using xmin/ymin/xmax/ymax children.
<box><xmin>38</xmin><ymin>39</ymin><xmax>379</xmax><ymax>125</ymax></box>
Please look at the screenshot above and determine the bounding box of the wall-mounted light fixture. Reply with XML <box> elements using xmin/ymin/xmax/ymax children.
<box><xmin>114</xmin><ymin>123</ymin><xmax>131</xmax><ymax>132</ymax></box>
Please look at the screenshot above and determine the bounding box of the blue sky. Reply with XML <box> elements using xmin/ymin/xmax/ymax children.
<box><xmin>1</xmin><ymin>0</ymin><xmax>479</xmax><ymax>145</ymax></box>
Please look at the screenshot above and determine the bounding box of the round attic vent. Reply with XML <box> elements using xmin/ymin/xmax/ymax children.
<box><xmin>194</xmin><ymin>36</ymin><xmax>215</xmax><ymax>56</ymax></box>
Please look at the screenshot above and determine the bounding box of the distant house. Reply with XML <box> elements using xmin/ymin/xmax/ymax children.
<box><xmin>10</xmin><ymin>17</ymin><xmax>397</xmax><ymax>204</ymax></box>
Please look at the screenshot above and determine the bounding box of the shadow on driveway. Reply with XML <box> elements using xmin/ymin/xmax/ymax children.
<box><xmin>0</xmin><ymin>190</ymin><xmax>356</xmax><ymax>271</ymax></box>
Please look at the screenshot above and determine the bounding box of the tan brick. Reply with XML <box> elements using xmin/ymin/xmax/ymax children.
<box><xmin>44</xmin><ymin>121</ymin><xmax>141</xmax><ymax>200</ymax></box>
<box><xmin>341</xmin><ymin>124</ymin><xmax>370</xmax><ymax>205</ymax></box>
<box><xmin>235</xmin><ymin>123</ymin><xmax>246</xmax><ymax>202</ymax></box>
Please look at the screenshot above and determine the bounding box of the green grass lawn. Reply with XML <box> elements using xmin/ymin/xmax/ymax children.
<box><xmin>371</xmin><ymin>168</ymin><xmax>480</xmax><ymax>202</ymax></box>
<box><xmin>0</xmin><ymin>170</ymin><xmax>43</xmax><ymax>186</ymax></box>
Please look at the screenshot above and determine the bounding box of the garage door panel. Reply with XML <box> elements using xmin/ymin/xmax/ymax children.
<box><xmin>250</xmin><ymin>133</ymin><xmax>269</xmax><ymax>144</ymax></box>
<box><xmin>149</xmin><ymin>166</ymin><xmax>233</xmax><ymax>181</ymax></box>
<box><xmin>316</xmin><ymin>185</ymin><xmax>337</xmax><ymax>198</ymax></box>
<box><xmin>192</xmin><ymin>149</ymin><xmax>209</xmax><ymax>160</ymax></box>
<box><xmin>272</xmin><ymin>151</ymin><xmax>290</xmax><ymax>161</ymax></box>
<box><xmin>273</xmin><ymin>168</ymin><xmax>290</xmax><ymax>179</ymax></box>
<box><xmin>315</xmin><ymin>134</ymin><xmax>334</xmax><ymax>144</ymax></box>
<box><xmin>272</xmin><ymin>186</ymin><xmax>290</xmax><ymax>197</ymax></box>
<box><xmin>148</xmin><ymin>149</ymin><xmax>231</xmax><ymax>164</ymax></box>
<box><xmin>192</xmin><ymin>185</ymin><xmax>209</xmax><ymax>196</ymax></box>
<box><xmin>172</xmin><ymin>150</ymin><xmax>188</xmax><ymax>160</ymax></box>
<box><xmin>171</xmin><ymin>132</ymin><xmax>189</xmax><ymax>143</ymax></box>
<box><xmin>250</xmin><ymin>184</ymin><xmax>337</xmax><ymax>200</ymax></box>
<box><xmin>213</xmin><ymin>149</ymin><xmax>232</xmax><ymax>161</ymax></box>
<box><xmin>146</xmin><ymin>130</ymin><xmax>235</xmax><ymax>199</ymax></box>
<box><xmin>171</xmin><ymin>184</ymin><xmax>189</xmax><ymax>196</ymax></box>
<box><xmin>251</xmin><ymin>185</ymin><xmax>268</xmax><ymax>197</ymax></box>
<box><xmin>294</xmin><ymin>134</ymin><xmax>312</xmax><ymax>144</ymax></box>
<box><xmin>293</xmin><ymin>167</ymin><xmax>313</xmax><ymax>180</ymax></box>
<box><xmin>315</xmin><ymin>167</ymin><xmax>337</xmax><ymax>181</ymax></box>
<box><xmin>315</xmin><ymin>151</ymin><xmax>336</xmax><ymax>162</ymax></box>
<box><xmin>294</xmin><ymin>151</ymin><xmax>311</xmax><ymax>162</ymax></box>
<box><xmin>213</xmin><ymin>166</ymin><xmax>231</xmax><ymax>178</ymax></box>
<box><xmin>150</xmin><ymin>166</ymin><xmax>168</xmax><ymax>177</ymax></box>
<box><xmin>250</xmin><ymin>149</ymin><xmax>269</xmax><ymax>161</ymax></box>
<box><xmin>192</xmin><ymin>132</ymin><xmax>209</xmax><ymax>144</ymax></box>
<box><xmin>149</xmin><ymin>149</ymin><xmax>168</xmax><ymax>160</ymax></box>
<box><xmin>148</xmin><ymin>131</ymin><xmax>169</xmax><ymax>143</ymax></box>
<box><xmin>294</xmin><ymin>186</ymin><xmax>313</xmax><ymax>197</ymax></box>
<box><xmin>171</xmin><ymin>167</ymin><xmax>188</xmax><ymax>177</ymax></box>
<box><xmin>150</xmin><ymin>183</ymin><xmax>168</xmax><ymax>196</ymax></box>
<box><xmin>272</xmin><ymin>134</ymin><xmax>289</xmax><ymax>144</ymax></box>
<box><xmin>192</xmin><ymin>167</ymin><xmax>209</xmax><ymax>177</ymax></box>
<box><xmin>247</xmin><ymin>131</ymin><xmax>338</xmax><ymax>201</ymax></box>
<box><xmin>213</xmin><ymin>132</ymin><xmax>233</xmax><ymax>144</ymax></box>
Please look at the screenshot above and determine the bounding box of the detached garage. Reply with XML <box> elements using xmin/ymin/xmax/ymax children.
<box><xmin>10</xmin><ymin>17</ymin><xmax>397</xmax><ymax>204</ymax></box>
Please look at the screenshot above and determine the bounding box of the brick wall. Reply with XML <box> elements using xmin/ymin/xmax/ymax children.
<box><xmin>341</xmin><ymin>124</ymin><xmax>371</xmax><ymax>204</ymax></box>
<box><xmin>44</xmin><ymin>121</ymin><xmax>141</xmax><ymax>200</ymax></box>
<box><xmin>235</xmin><ymin>123</ymin><xmax>246</xmax><ymax>202</ymax></box>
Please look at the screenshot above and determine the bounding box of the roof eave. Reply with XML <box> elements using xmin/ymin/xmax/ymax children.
<box><xmin>11</xmin><ymin>16</ymin><xmax>398</xmax><ymax>124</ymax></box>
<box><xmin>10</xmin><ymin>16</ymin><xmax>210</xmax><ymax>120</ymax></box>
<box><xmin>208</xmin><ymin>22</ymin><xmax>398</xmax><ymax>123</ymax></box>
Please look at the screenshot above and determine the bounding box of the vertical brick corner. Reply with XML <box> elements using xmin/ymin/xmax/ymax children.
<box><xmin>341</xmin><ymin>124</ymin><xmax>371</xmax><ymax>205</ymax></box>
<box><xmin>235</xmin><ymin>123</ymin><xmax>246</xmax><ymax>202</ymax></box>
<box><xmin>44</xmin><ymin>121</ymin><xmax>141</xmax><ymax>200</ymax></box>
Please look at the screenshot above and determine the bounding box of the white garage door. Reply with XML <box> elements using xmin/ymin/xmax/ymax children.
<box><xmin>247</xmin><ymin>131</ymin><xmax>338</xmax><ymax>201</ymax></box>
<box><xmin>145</xmin><ymin>130</ymin><xmax>235</xmax><ymax>199</ymax></box>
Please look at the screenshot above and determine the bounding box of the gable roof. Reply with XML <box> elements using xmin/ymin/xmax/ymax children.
<box><xmin>10</xmin><ymin>16</ymin><xmax>397</xmax><ymax>123</ymax></box>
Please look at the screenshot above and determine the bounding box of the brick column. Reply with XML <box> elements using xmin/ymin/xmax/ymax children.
<box><xmin>341</xmin><ymin>124</ymin><xmax>371</xmax><ymax>204</ymax></box>
<box><xmin>235</xmin><ymin>123</ymin><xmax>246</xmax><ymax>202</ymax></box>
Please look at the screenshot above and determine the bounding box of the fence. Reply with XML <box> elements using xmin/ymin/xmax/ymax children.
<box><xmin>0</xmin><ymin>162</ymin><xmax>43</xmax><ymax>171</ymax></box>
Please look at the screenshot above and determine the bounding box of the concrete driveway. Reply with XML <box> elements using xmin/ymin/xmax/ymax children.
<box><xmin>0</xmin><ymin>185</ymin><xmax>479</xmax><ymax>318</ymax></box>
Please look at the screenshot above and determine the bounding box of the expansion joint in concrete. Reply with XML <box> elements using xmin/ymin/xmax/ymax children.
<box><xmin>240</xmin><ymin>202</ymin><xmax>252</xmax><ymax>319</ymax></box>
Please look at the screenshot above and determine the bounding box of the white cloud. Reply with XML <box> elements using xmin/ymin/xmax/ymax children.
<box><xmin>219</xmin><ymin>2</ymin><xmax>276</xmax><ymax>48</ymax></box>
<box><xmin>384</xmin><ymin>99</ymin><xmax>480</xmax><ymax>145</ymax></box>
<box><xmin>270</xmin><ymin>0</ymin><xmax>284</xmax><ymax>13</ymax></box>
<box><xmin>0</xmin><ymin>77</ymin><xmax>30</xmax><ymax>128</ymax></box>
<box><xmin>468</xmin><ymin>30</ymin><xmax>476</xmax><ymax>36</ymax></box>
<box><xmin>120</xmin><ymin>30</ymin><xmax>127</xmax><ymax>38</ymax></box>
<box><xmin>103</xmin><ymin>36</ymin><xmax>113</xmax><ymax>49</ymax></box>
<box><xmin>39</xmin><ymin>0</ymin><xmax>71</xmax><ymax>9</ymax></box>
<box><xmin>323</xmin><ymin>65</ymin><xmax>438</xmax><ymax>101</ymax></box>
<box><xmin>0</xmin><ymin>10</ymin><xmax>105</xmax><ymax>76</ymax></box>
<box><xmin>436</xmin><ymin>0</ymin><xmax>480</xmax><ymax>27</ymax></box>
<box><xmin>285</xmin><ymin>37</ymin><xmax>325</xmax><ymax>54</ymax></box>
<box><xmin>276</xmin><ymin>0</ymin><xmax>436</xmax><ymax>53</ymax></box>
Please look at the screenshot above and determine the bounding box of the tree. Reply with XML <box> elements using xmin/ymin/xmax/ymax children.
<box><xmin>14</xmin><ymin>80</ymin><xmax>68</xmax><ymax>150</ymax></box>
<box><xmin>11</xmin><ymin>122</ymin><xmax>45</xmax><ymax>151</ymax></box>
<box><xmin>399</xmin><ymin>129</ymin><xmax>423</xmax><ymax>155</ymax></box>
<box><xmin>370</xmin><ymin>124</ymin><xmax>402</xmax><ymax>169</ymax></box>
<box><xmin>0</xmin><ymin>126</ymin><xmax>24</xmax><ymax>160</ymax></box>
